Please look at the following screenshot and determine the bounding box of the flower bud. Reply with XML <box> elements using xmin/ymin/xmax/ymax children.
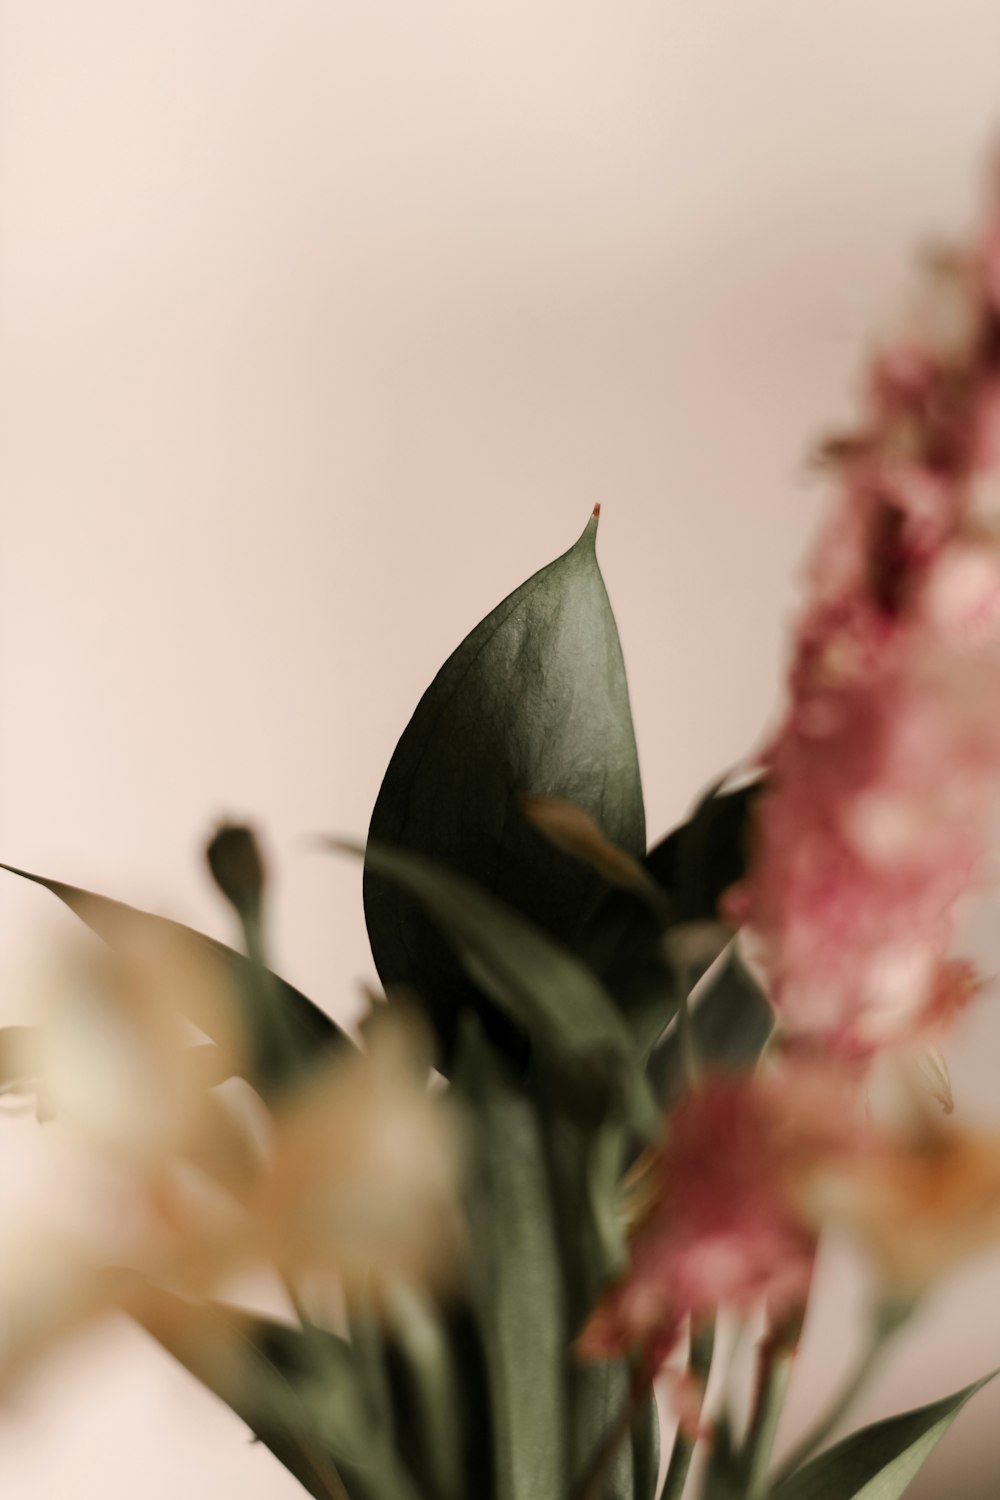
<box><xmin>206</xmin><ymin>822</ymin><xmax>266</xmax><ymax>916</ymax></box>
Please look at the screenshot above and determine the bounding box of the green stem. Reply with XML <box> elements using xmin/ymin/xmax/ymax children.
<box><xmin>743</xmin><ymin>1344</ymin><xmax>793</xmax><ymax>1500</ymax></box>
<box><xmin>571</xmin><ymin>1362</ymin><xmax>651</xmax><ymax>1500</ymax></box>
<box><xmin>661</xmin><ymin>1323</ymin><xmax>716</xmax><ymax>1500</ymax></box>
<box><xmin>677</xmin><ymin>988</ymin><xmax>700</xmax><ymax>1093</ymax></box>
<box><xmin>660</xmin><ymin>1427</ymin><xmax>696</xmax><ymax>1500</ymax></box>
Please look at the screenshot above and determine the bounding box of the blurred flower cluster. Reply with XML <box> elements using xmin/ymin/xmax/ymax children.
<box><xmin>0</xmin><ymin>881</ymin><xmax>464</xmax><ymax>1399</ymax></box>
<box><xmin>577</xmin><ymin>167</ymin><xmax>1000</xmax><ymax>1473</ymax></box>
<box><xmin>729</xmin><ymin>170</ymin><xmax>1000</xmax><ymax>1065</ymax></box>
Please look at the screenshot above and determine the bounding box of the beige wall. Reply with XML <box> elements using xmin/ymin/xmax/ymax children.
<box><xmin>3</xmin><ymin>3</ymin><xmax>1000</xmax><ymax>1495</ymax></box>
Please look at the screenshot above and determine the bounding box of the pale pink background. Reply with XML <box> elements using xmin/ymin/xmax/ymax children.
<box><xmin>4</xmin><ymin>3</ymin><xmax>1000</xmax><ymax>1496</ymax></box>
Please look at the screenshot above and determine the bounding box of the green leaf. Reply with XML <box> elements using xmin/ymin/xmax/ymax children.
<box><xmin>572</xmin><ymin>777</ymin><xmax>760</xmax><ymax>1055</ymax></box>
<box><xmin>363</xmin><ymin>511</ymin><xmax>645</xmax><ymax>1054</ymax></box>
<box><xmin>645</xmin><ymin>778</ymin><xmax>760</xmax><ymax>925</ymax></box>
<box><xmin>452</xmin><ymin>1021</ymin><xmax>567</xmax><ymax>1500</ymax></box>
<box><xmin>772</xmin><ymin>1371</ymin><xmax>997</xmax><ymax>1500</ymax></box>
<box><xmin>630</xmin><ymin>1387</ymin><xmax>661</xmax><ymax>1500</ymax></box>
<box><xmin>382</xmin><ymin>1282</ymin><xmax>463</xmax><ymax>1500</ymax></box>
<box><xmin>647</xmin><ymin>947</ymin><xmax>773</xmax><ymax>1108</ymax></box>
<box><xmin>0</xmin><ymin>863</ymin><xmax>347</xmax><ymax>1099</ymax></box>
<box><xmin>133</xmin><ymin>1290</ymin><xmax>422</xmax><ymax>1500</ymax></box>
<box><xmin>350</xmin><ymin>1297</ymin><xmax>495</xmax><ymax>1500</ymax></box>
<box><xmin>572</xmin><ymin>888</ymin><xmax>676</xmax><ymax>1057</ymax></box>
<box><xmin>357</xmin><ymin>841</ymin><xmax>656</xmax><ymax>1136</ymax></box>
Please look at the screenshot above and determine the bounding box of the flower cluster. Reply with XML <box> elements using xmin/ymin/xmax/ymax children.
<box><xmin>0</xmin><ymin>922</ymin><xmax>463</xmax><ymax>1391</ymax></box>
<box><xmin>583</xmin><ymin>177</ymin><xmax>1000</xmax><ymax>1389</ymax></box>
<box><xmin>729</xmin><ymin>180</ymin><xmax>1000</xmax><ymax>1060</ymax></box>
<box><xmin>577</xmin><ymin>1071</ymin><xmax>830</xmax><ymax>1369</ymax></box>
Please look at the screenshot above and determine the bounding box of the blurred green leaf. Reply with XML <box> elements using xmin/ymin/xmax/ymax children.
<box><xmin>350</xmin><ymin>1298</ymin><xmax>494</xmax><ymax>1500</ymax></box>
<box><xmin>382</xmin><ymin>1282</ymin><xmax>463</xmax><ymax>1500</ymax></box>
<box><xmin>0</xmin><ymin>863</ymin><xmax>347</xmax><ymax>1099</ymax></box>
<box><xmin>647</xmin><ymin>948</ymin><xmax>773</xmax><ymax>1107</ymax></box>
<box><xmin>363</xmin><ymin>512</ymin><xmax>645</xmax><ymax>1056</ymax></box>
<box><xmin>357</xmin><ymin>841</ymin><xmax>656</xmax><ymax>1136</ymax></box>
<box><xmin>701</xmin><ymin>1413</ymin><xmax>742</xmax><ymax>1500</ymax></box>
<box><xmin>772</xmin><ymin>1371</ymin><xmax>997</xmax><ymax>1500</ymax></box>
<box><xmin>630</xmin><ymin>1387</ymin><xmax>661</xmax><ymax>1500</ymax></box>
<box><xmin>133</xmin><ymin>1290</ymin><xmax>421</xmax><ymax>1500</ymax></box>
<box><xmin>453</xmin><ymin>1021</ymin><xmax>567</xmax><ymax>1500</ymax></box>
<box><xmin>541</xmin><ymin>1105</ymin><xmax>642</xmax><ymax>1500</ymax></box>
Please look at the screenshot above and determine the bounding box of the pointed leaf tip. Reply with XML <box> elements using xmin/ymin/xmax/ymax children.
<box><xmin>363</xmin><ymin>514</ymin><xmax>644</xmax><ymax>1057</ymax></box>
<box><xmin>773</xmin><ymin>1368</ymin><xmax>998</xmax><ymax>1500</ymax></box>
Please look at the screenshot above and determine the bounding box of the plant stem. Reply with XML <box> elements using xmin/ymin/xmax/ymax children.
<box><xmin>661</xmin><ymin>1323</ymin><xmax>716</xmax><ymax>1500</ymax></box>
<box><xmin>660</xmin><ymin>1427</ymin><xmax>696</xmax><ymax>1500</ymax></box>
<box><xmin>677</xmin><ymin>988</ymin><xmax>700</xmax><ymax>1093</ymax></box>
<box><xmin>571</xmin><ymin>1362</ymin><xmax>651</xmax><ymax>1500</ymax></box>
<box><xmin>743</xmin><ymin>1342</ymin><xmax>793</xmax><ymax>1500</ymax></box>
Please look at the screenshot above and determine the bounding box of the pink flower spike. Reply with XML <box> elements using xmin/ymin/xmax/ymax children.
<box><xmin>578</xmin><ymin>1076</ymin><xmax>823</xmax><ymax>1374</ymax></box>
<box><xmin>733</xmin><ymin>176</ymin><xmax>1000</xmax><ymax>1062</ymax></box>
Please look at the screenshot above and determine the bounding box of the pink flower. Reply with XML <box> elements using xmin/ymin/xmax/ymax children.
<box><xmin>577</xmin><ymin>1076</ymin><xmax>824</xmax><ymax>1370</ymax></box>
<box><xmin>732</xmin><ymin>191</ymin><xmax>1000</xmax><ymax>1059</ymax></box>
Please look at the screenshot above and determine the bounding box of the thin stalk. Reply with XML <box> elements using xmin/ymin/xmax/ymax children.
<box><xmin>743</xmin><ymin>1344</ymin><xmax>793</xmax><ymax>1500</ymax></box>
<box><xmin>660</xmin><ymin>1425</ymin><xmax>696</xmax><ymax>1500</ymax></box>
<box><xmin>571</xmin><ymin>1362</ymin><xmax>652</xmax><ymax>1500</ymax></box>
<box><xmin>677</xmin><ymin>989</ymin><xmax>700</xmax><ymax>1093</ymax></box>
<box><xmin>661</xmin><ymin>1323</ymin><xmax>716</xmax><ymax>1500</ymax></box>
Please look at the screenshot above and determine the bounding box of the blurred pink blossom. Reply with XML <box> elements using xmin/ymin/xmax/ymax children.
<box><xmin>731</xmin><ymin>185</ymin><xmax>1000</xmax><ymax>1059</ymax></box>
<box><xmin>577</xmin><ymin>1075</ymin><xmax>825</xmax><ymax>1370</ymax></box>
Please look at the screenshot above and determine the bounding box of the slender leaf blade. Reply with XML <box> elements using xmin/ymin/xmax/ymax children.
<box><xmin>645</xmin><ymin>779</ymin><xmax>760</xmax><ymax>924</ymax></box>
<box><xmin>648</xmin><ymin>946</ymin><xmax>773</xmax><ymax>1106</ymax></box>
<box><xmin>453</xmin><ymin>1021</ymin><xmax>567</xmax><ymax>1500</ymax></box>
<box><xmin>357</xmin><ymin>840</ymin><xmax>656</xmax><ymax>1134</ymax></box>
<box><xmin>0</xmin><ymin>863</ymin><xmax>346</xmax><ymax>1098</ymax></box>
<box><xmin>133</xmin><ymin>1291</ymin><xmax>422</xmax><ymax>1500</ymax></box>
<box><xmin>773</xmin><ymin>1371</ymin><xmax>997</xmax><ymax>1500</ymax></box>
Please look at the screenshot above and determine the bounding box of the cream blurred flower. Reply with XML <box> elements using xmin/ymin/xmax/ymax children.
<box><xmin>0</xmin><ymin>923</ymin><xmax>465</xmax><ymax>1393</ymax></box>
<box><xmin>26</xmin><ymin>928</ymin><xmax>243</xmax><ymax>1166</ymax></box>
<box><xmin>238</xmin><ymin>1005</ymin><xmax>466</xmax><ymax>1301</ymax></box>
<box><xmin>800</xmin><ymin>1101</ymin><xmax>1000</xmax><ymax>1295</ymax></box>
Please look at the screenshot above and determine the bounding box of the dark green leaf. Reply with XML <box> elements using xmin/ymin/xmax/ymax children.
<box><xmin>701</xmin><ymin>1413</ymin><xmax>743</xmax><ymax>1500</ymax></box>
<box><xmin>772</xmin><ymin>1371</ymin><xmax>997</xmax><ymax>1500</ymax></box>
<box><xmin>630</xmin><ymin>1387</ymin><xmax>661</xmax><ymax>1500</ymax></box>
<box><xmin>351</xmin><ymin>1297</ymin><xmax>495</xmax><ymax>1500</ymax></box>
<box><xmin>0</xmin><ymin>863</ymin><xmax>347</xmax><ymax>1099</ymax></box>
<box><xmin>572</xmin><ymin>777</ymin><xmax>761</xmax><ymax>1054</ymax></box>
<box><xmin>364</xmin><ymin>512</ymin><xmax>645</xmax><ymax>1055</ymax></box>
<box><xmin>572</xmin><ymin>886</ymin><xmax>677</xmax><ymax>1056</ymax></box>
<box><xmin>540</xmin><ymin>1104</ymin><xmax>641</xmax><ymax>1500</ymax></box>
<box><xmin>453</xmin><ymin>1021</ymin><xmax>567</xmax><ymax>1500</ymax></box>
<box><xmin>647</xmin><ymin>948</ymin><xmax>773</xmax><ymax>1107</ymax></box>
<box><xmin>357</xmin><ymin>841</ymin><xmax>656</xmax><ymax>1136</ymax></box>
<box><xmin>645</xmin><ymin>778</ymin><xmax>760</xmax><ymax>925</ymax></box>
<box><xmin>382</xmin><ymin>1282</ymin><xmax>463</xmax><ymax>1500</ymax></box>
